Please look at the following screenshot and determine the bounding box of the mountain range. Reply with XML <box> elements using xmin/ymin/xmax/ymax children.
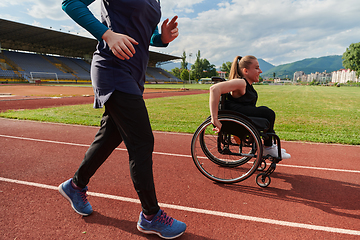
<box><xmin>160</xmin><ymin>55</ymin><xmax>344</xmax><ymax>80</ymax></box>
<box><xmin>260</xmin><ymin>55</ymin><xmax>344</xmax><ymax>79</ymax></box>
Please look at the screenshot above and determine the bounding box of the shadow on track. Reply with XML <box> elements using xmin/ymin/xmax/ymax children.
<box><xmin>216</xmin><ymin>172</ymin><xmax>360</xmax><ymax>220</ymax></box>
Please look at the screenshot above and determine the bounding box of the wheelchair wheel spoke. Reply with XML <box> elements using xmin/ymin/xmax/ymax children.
<box><xmin>191</xmin><ymin>115</ymin><xmax>263</xmax><ymax>184</ymax></box>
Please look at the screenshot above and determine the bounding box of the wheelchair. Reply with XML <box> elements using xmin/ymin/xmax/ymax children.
<box><xmin>190</xmin><ymin>78</ymin><xmax>283</xmax><ymax>187</ymax></box>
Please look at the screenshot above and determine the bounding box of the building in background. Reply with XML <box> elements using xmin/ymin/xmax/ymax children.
<box><xmin>293</xmin><ymin>70</ymin><xmax>357</xmax><ymax>84</ymax></box>
<box><xmin>331</xmin><ymin>69</ymin><xmax>359</xmax><ymax>83</ymax></box>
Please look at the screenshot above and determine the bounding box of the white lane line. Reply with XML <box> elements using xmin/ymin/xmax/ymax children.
<box><xmin>1</xmin><ymin>134</ymin><xmax>360</xmax><ymax>174</ymax></box>
<box><xmin>0</xmin><ymin>176</ymin><xmax>359</xmax><ymax>236</ymax></box>
<box><xmin>0</xmin><ymin>134</ymin><xmax>90</xmax><ymax>148</ymax></box>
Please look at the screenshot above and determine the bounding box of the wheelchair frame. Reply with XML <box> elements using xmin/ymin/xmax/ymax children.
<box><xmin>191</xmin><ymin>81</ymin><xmax>283</xmax><ymax>187</ymax></box>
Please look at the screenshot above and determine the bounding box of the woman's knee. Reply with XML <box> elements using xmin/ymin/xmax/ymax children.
<box><xmin>258</xmin><ymin>106</ymin><xmax>276</xmax><ymax>121</ymax></box>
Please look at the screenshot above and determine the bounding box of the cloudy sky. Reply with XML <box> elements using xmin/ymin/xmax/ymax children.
<box><xmin>1</xmin><ymin>0</ymin><xmax>360</xmax><ymax>67</ymax></box>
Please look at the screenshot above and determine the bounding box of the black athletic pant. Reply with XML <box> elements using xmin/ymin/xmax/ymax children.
<box><xmin>73</xmin><ymin>90</ymin><xmax>160</xmax><ymax>215</ymax></box>
<box><xmin>225</xmin><ymin>102</ymin><xmax>276</xmax><ymax>147</ymax></box>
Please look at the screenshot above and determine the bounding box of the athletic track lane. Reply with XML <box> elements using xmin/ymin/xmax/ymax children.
<box><xmin>1</xmin><ymin>118</ymin><xmax>360</xmax><ymax>239</ymax></box>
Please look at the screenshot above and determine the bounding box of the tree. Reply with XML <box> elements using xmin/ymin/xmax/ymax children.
<box><xmin>220</xmin><ymin>61</ymin><xmax>232</xmax><ymax>78</ymax></box>
<box><xmin>342</xmin><ymin>42</ymin><xmax>360</xmax><ymax>78</ymax></box>
<box><xmin>191</xmin><ymin>50</ymin><xmax>202</xmax><ymax>80</ymax></box>
<box><xmin>171</xmin><ymin>67</ymin><xmax>181</xmax><ymax>79</ymax></box>
<box><xmin>181</xmin><ymin>51</ymin><xmax>188</xmax><ymax>70</ymax></box>
<box><xmin>180</xmin><ymin>69</ymin><xmax>189</xmax><ymax>80</ymax></box>
<box><xmin>170</xmin><ymin>50</ymin><xmax>218</xmax><ymax>81</ymax></box>
<box><xmin>201</xmin><ymin>59</ymin><xmax>217</xmax><ymax>78</ymax></box>
<box><xmin>190</xmin><ymin>50</ymin><xmax>218</xmax><ymax>80</ymax></box>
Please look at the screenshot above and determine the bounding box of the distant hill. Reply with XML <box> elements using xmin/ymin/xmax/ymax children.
<box><xmin>258</xmin><ymin>58</ymin><xmax>275</xmax><ymax>73</ymax></box>
<box><xmin>160</xmin><ymin>55</ymin><xmax>344</xmax><ymax>79</ymax></box>
<box><xmin>261</xmin><ymin>55</ymin><xmax>344</xmax><ymax>79</ymax></box>
<box><xmin>160</xmin><ymin>58</ymin><xmax>274</xmax><ymax>73</ymax></box>
<box><xmin>160</xmin><ymin>61</ymin><xmax>183</xmax><ymax>71</ymax></box>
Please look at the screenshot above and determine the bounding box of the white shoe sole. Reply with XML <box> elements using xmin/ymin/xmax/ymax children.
<box><xmin>58</xmin><ymin>183</ymin><xmax>92</xmax><ymax>216</ymax></box>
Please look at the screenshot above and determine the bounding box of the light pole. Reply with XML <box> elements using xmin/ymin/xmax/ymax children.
<box><xmin>188</xmin><ymin>53</ymin><xmax>192</xmax><ymax>84</ymax></box>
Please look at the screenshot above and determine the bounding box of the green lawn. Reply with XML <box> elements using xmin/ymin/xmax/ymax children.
<box><xmin>144</xmin><ymin>83</ymin><xmax>211</xmax><ymax>90</ymax></box>
<box><xmin>1</xmin><ymin>85</ymin><xmax>359</xmax><ymax>145</ymax></box>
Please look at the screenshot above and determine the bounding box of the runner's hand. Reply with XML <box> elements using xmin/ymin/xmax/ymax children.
<box><xmin>102</xmin><ymin>29</ymin><xmax>139</xmax><ymax>60</ymax></box>
<box><xmin>161</xmin><ymin>16</ymin><xmax>179</xmax><ymax>44</ymax></box>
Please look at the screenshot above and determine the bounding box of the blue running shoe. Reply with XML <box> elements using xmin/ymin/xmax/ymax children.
<box><xmin>58</xmin><ymin>179</ymin><xmax>93</xmax><ymax>216</ymax></box>
<box><xmin>137</xmin><ymin>209</ymin><xmax>186</xmax><ymax>239</ymax></box>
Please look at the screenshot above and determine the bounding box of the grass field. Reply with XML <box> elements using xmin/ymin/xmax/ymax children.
<box><xmin>1</xmin><ymin>84</ymin><xmax>359</xmax><ymax>145</ymax></box>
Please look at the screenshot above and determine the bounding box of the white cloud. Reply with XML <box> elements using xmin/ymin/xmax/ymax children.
<box><xmin>0</xmin><ymin>13</ymin><xmax>20</xmax><ymax>22</ymax></box>
<box><xmin>160</xmin><ymin>0</ymin><xmax>206</xmax><ymax>19</ymax></box>
<box><xmin>2</xmin><ymin>0</ymin><xmax>360</xmax><ymax>67</ymax></box>
<box><xmin>26</xmin><ymin>0</ymin><xmax>70</xmax><ymax>20</ymax></box>
<box><xmin>159</xmin><ymin>0</ymin><xmax>360</xmax><ymax>66</ymax></box>
<box><xmin>0</xmin><ymin>0</ymin><xmax>21</xmax><ymax>7</ymax></box>
<box><xmin>31</xmin><ymin>20</ymin><xmax>42</xmax><ymax>27</ymax></box>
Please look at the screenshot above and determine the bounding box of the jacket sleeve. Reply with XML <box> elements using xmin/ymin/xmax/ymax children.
<box><xmin>150</xmin><ymin>26</ymin><xmax>168</xmax><ymax>47</ymax></box>
<box><xmin>62</xmin><ymin>0</ymin><xmax>109</xmax><ymax>41</ymax></box>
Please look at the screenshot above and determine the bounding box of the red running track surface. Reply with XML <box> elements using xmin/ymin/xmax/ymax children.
<box><xmin>1</xmin><ymin>117</ymin><xmax>360</xmax><ymax>239</ymax></box>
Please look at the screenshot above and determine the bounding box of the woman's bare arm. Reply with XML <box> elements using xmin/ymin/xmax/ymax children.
<box><xmin>209</xmin><ymin>79</ymin><xmax>246</xmax><ymax>132</ymax></box>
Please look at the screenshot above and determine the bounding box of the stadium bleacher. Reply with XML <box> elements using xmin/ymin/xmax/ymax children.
<box><xmin>0</xmin><ymin>50</ymin><xmax>180</xmax><ymax>84</ymax></box>
<box><xmin>0</xmin><ymin>18</ymin><xmax>182</xmax><ymax>84</ymax></box>
<box><xmin>1</xmin><ymin>50</ymin><xmax>89</xmax><ymax>82</ymax></box>
<box><xmin>145</xmin><ymin>67</ymin><xmax>181</xmax><ymax>83</ymax></box>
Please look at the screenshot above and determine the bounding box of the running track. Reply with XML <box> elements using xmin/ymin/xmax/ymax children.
<box><xmin>1</xmin><ymin>93</ymin><xmax>360</xmax><ymax>239</ymax></box>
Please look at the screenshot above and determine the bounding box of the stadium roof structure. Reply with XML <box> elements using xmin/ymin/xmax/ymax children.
<box><xmin>0</xmin><ymin>18</ymin><xmax>181</xmax><ymax>64</ymax></box>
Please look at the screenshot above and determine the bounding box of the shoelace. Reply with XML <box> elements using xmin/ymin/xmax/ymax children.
<box><xmin>79</xmin><ymin>189</ymin><xmax>89</xmax><ymax>204</ymax></box>
<box><xmin>155</xmin><ymin>211</ymin><xmax>174</xmax><ymax>226</ymax></box>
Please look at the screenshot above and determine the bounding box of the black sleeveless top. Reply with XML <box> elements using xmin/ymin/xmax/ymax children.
<box><xmin>225</xmin><ymin>79</ymin><xmax>258</xmax><ymax>107</ymax></box>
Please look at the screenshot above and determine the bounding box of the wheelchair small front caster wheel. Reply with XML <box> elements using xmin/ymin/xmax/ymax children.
<box><xmin>256</xmin><ymin>173</ymin><xmax>271</xmax><ymax>188</ymax></box>
<box><xmin>257</xmin><ymin>160</ymin><xmax>266</xmax><ymax>171</ymax></box>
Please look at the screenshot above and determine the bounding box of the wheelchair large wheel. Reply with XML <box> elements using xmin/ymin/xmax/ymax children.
<box><xmin>191</xmin><ymin>114</ymin><xmax>263</xmax><ymax>183</ymax></box>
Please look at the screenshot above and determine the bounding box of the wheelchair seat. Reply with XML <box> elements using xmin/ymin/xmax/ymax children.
<box><xmin>218</xmin><ymin>91</ymin><xmax>271</xmax><ymax>138</ymax></box>
<box><xmin>219</xmin><ymin>110</ymin><xmax>270</xmax><ymax>135</ymax></box>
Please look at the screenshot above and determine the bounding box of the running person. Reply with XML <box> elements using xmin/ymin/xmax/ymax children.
<box><xmin>58</xmin><ymin>0</ymin><xmax>186</xmax><ymax>238</ymax></box>
<box><xmin>209</xmin><ymin>55</ymin><xmax>291</xmax><ymax>159</ymax></box>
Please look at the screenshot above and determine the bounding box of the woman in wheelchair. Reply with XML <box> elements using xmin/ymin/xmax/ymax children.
<box><xmin>209</xmin><ymin>55</ymin><xmax>291</xmax><ymax>159</ymax></box>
